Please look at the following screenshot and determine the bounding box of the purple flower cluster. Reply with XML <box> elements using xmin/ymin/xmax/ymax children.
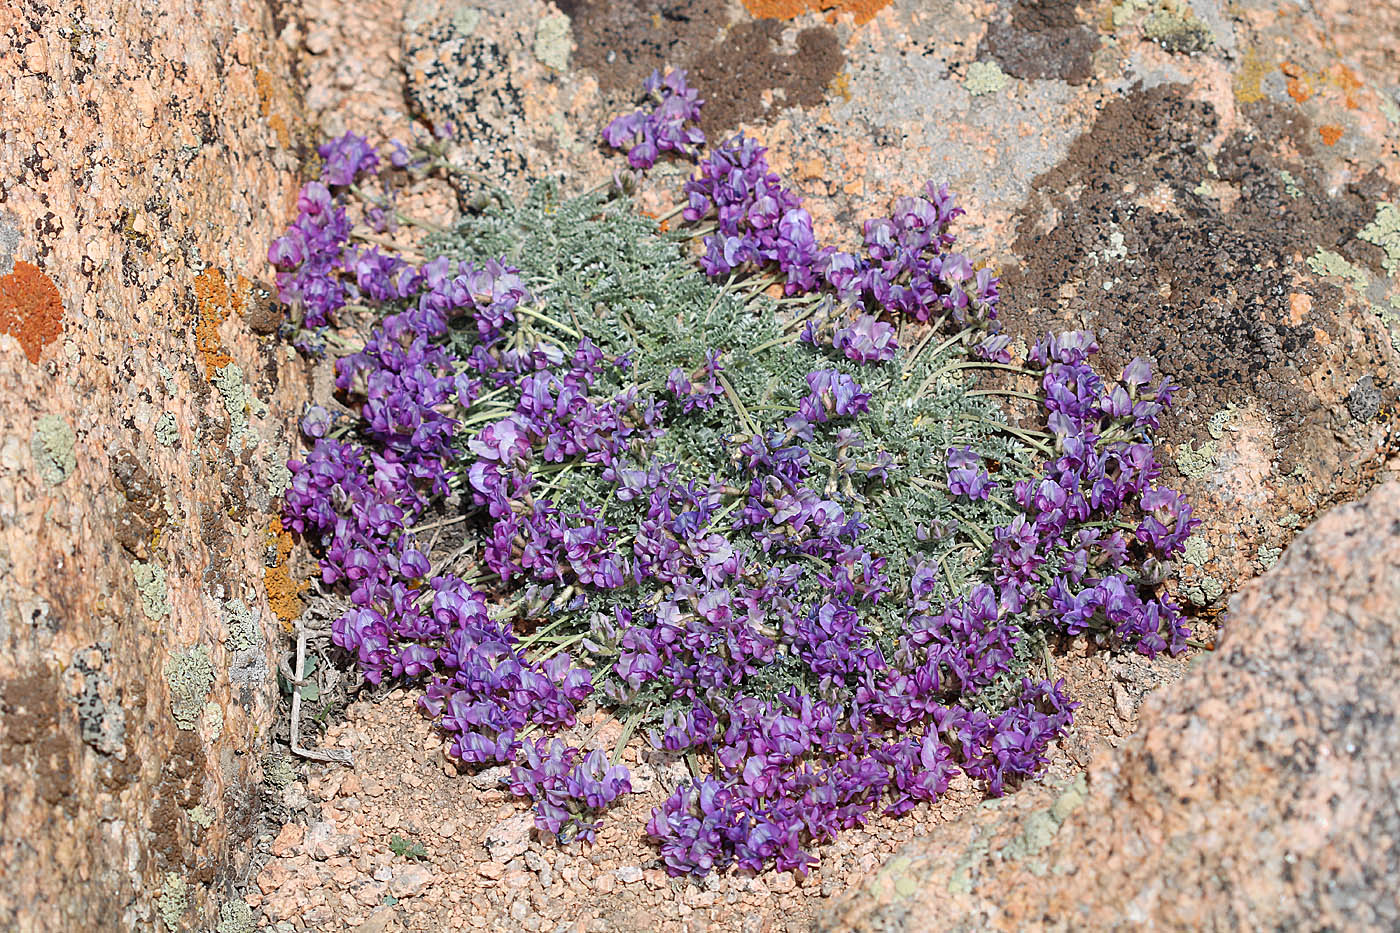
<box><xmin>679</xmin><ymin>136</ymin><xmax>999</xmax><ymax>325</ymax></box>
<box><xmin>509</xmin><ymin>740</ymin><xmax>633</xmax><ymax>843</ymax></box>
<box><xmin>274</xmin><ymin>112</ymin><xmax>1203</xmax><ymax>878</ymax></box>
<box><xmin>601</xmin><ymin>69</ymin><xmax>705</xmax><ymax>170</ymax></box>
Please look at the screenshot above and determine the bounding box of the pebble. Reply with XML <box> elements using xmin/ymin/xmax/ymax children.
<box><xmin>616</xmin><ymin>866</ymin><xmax>643</xmax><ymax>884</ymax></box>
<box><xmin>477</xmin><ymin>861</ymin><xmax>506</xmax><ymax>880</ymax></box>
<box><xmin>593</xmin><ymin>874</ymin><xmax>616</xmax><ymax>894</ymax></box>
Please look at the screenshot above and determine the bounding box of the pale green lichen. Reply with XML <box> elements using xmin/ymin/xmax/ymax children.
<box><xmin>965</xmin><ymin>60</ymin><xmax>1010</xmax><ymax>96</ymax></box>
<box><xmin>1359</xmin><ymin>202</ymin><xmax>1400</xmax><ymax>277</ymax></box>
<box><xmin>533</xmin><ymin>13</ymin><xmax>571</xmax><ymax>72</ymax></box>
<box><xmin>132</xmin><ymin>560</ymin><xmax>170</xmax><ymax>620</ymax></box>
<box><xmin>212</xmin><ymin>363</ymin><xmax>266</xmax><ymax>451</ymax></box>
<box><xmin>947</xmin><ymin>834</ymin><xmax>991</xmax><ymax>895</ymax></box>
<box><xmin>31</xmin><ymin>414</ymin><xmax>76</xmax><ymax>485</ymax></box>
<box><xmin>265</xmin><ymin>454</ymin><xmax>292</xmax><ymax>499</ymax></box>
<box><xmin>1306</xmin><ymin>248</ymin><xmax>1369</xmax><ymax>289</ymax></box>
<box><xmin>202</xmin><ymin>701</ymin><xmax>224</xmax><ymax>741</ymax></box>
<box><xmin>157</xmin><ymin>873</ymin><xmax>187</xmax><ymax>932</ymax></box>
<box><xmin>1144</xmin><ymin>6</ymin><xmax>1213</xmax><ymax>52</ymax></box>
<box><xmin>154</xmin><ymin>411</ymin><xmax>179</xmax><ymax>447</ymax></box>
<box><xmin>166</xmin><ymin>645</ymin><xmax>214</xmax><ymax>731</ymax></box>
<box><xmin>1175</xmin><ymin>438</ymin><xmax>1217</xmax><ymax>478</ymax></box>
<box><xmin>188</xmin><ymin>804</ymin><xmax>216</xmax><ymax>828</ymax></box>
<box><xmin>1181</xmin><ymin>534</ymin><xmax>1209</xmax><ymax>568</ymax></box>
<box><xmin>215</xmin><ymin>900</ymin><xmax>256</xmax><ymax>933</ymax></box>
<box><xmin>1255</xmin><ymin>543</ymin><xmax>1283</xmax><ymax>571</ymax></box>
<box><xmin>1181</xmin><ymin>574</ymin><xmax>1224</xmax><ymax>607</ymax></box>
<box><xmin>1110</xmin><ymin>0</ymin><xmax>1150</xmax><ymax>28</ymax></box>
<box><xmin>265</xmin><ymin>754</ymin><xmax>296</xmax><ymax>788</ymax></box>
<box><xmin>1382</xmin><ymin>96</ymin><xmax>1400</xmax><ymax>126</ymax></box>
<box><xmin>452</xmin><ymin>7</ymin><xmax>480</xmax><ymax>35</ymax></box>
<box><xmin>223</xmin><ymin>599</ymin><xmax>260</xmax><ymax>653</ymax></box>
<box><xmin>1278</xmin><ymin>170</ymin><xmax>1302</xmax><ymax>200</ymax></box>
<box><xmin>1002</xmin><ymin>774</ymin><xmax>1088</xmax><ymax>864</ymax></box>
<box><xmin>1206</xmin><ymin>406</ymin><xmax>1238</xmax><ymax>440</ymax></box>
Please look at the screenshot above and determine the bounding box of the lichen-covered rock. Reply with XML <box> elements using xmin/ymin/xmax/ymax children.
<box><xmin>0</xmin><ymin>1</ymin><xmax>309</xmax><ymax>929</ymax></box>
<box><xmin>820</xmin><ymin>480</ymin><xmax>1400</xmax><ymax>931</ymax></box>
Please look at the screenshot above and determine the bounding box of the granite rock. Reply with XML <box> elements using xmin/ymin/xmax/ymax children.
<box><xmin>0</xmin><ymin>1</ymin><xmax>310</xmax><ymax>929</ymax></box>
<box><xmin>821</xmin><ymin>480</ymin><xmax>1400</xmax><ymax>931</ymax></box>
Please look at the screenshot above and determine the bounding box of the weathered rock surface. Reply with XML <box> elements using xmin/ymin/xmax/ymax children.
<box><xmin>0</xmin><ymin>1</ymin><xmax>310</xmax><ymax>929</ymax></box>
<box><xmin>821</xmin><ymin>479</ymin><xmax>1400</xmax><ymax>931</ymax></box>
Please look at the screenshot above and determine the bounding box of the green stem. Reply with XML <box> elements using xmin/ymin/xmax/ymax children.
<box><xmin>966</xmin><ymin>388</ymin><xmax>1044</xmax><ymax>404</ymax></box>
<box><xmin>515</xmin><ymin>304</ymin><xmax>582</xmax><ymax>339</ymax></box>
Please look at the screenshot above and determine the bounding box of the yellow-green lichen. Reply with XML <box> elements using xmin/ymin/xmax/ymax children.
<box><xmin>1181</xmin><ymin>533</ymin><xmax>1209</xmax><ymax>568</ymax></box>
<box><xmin>188</xmin><ymin>804</ymin><xmax>216</xmax><ymax>828</ymax></box>
<box><xmin>1255</xmin><ymin>543</ymin><xmax>1282</xmax><ymax>571</ymax></box>
<box><xmin>1175</xmin><ymin>438</ymin><xmax>1217</xmax><ymax>478</ymax></box>
<box><xmin>1206</xmin><ymin>405</ymin><xmax>1238</xmax><ymax>440</ymax></box>
<box><xmin>265</xmin><ymin>753</ymin><xmax>296</xmax><ymax>788</ymax></box>
<box><xmin>215</xmin><ymin>900</ymin><xmax>256</xmax><ymax>933</ymax></box>
<box><xmin>533</xmin><ymin>13</ymin><xmax>571</xmax><ymax>72</ymax></box>
<box><xmin>157</xmin><ymin>873</ymin><xmax>187</xmax><ymax>932</ymax></box>
<box><xmin>1358</xmin><ymin>202</ymin><xmax>1400</xmax><ymax>277</ymax></box>
<box><xmin>166</xmin><ymin>644</ymin><xmax>214</xmax><ymax>731</ymax></box>
<box><xmin>1002</xmin><ymin>774</ymin><xmax>1088</xmax><ymax>864</ymax></box>
<box><xmin>1144</xmin><ymin>5</ymin><xmax>1213</xmax><ymax>53</ymax></box>
<box><xmin>1181</xmin><ymin>573</ymin><xmax>1224</xmax><ymax>607</ymax></box>
<box><xmin>132</xmin><ymin>560</ymin><xmax>170</xmax><ymax>620</ymax></box>
<box><xmin>1278</xmin><ymin>170</ymin><xmax>1302</xmax><ymax>200</ymax></box>
<box><xmin>154</xmin><ymin>411</ymin><xmax>179</xmax><ymax>447</ymax></box>
<box><xmin>965</xmin><ymin>60</ymin><xmax>1010</xmax><ymax>96</ymax></box>
<box><xmin>1306</xmin><ymin>248</ymin><xmax>1368</xmax><ymax>289</ymax></box>
<box><xmin>31</xmin><ymin>414</ymin><xmax>76</xmax><ymax>485</ymax></box>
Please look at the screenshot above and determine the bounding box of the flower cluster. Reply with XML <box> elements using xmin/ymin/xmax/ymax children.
<box><xmin>271</xmin><ymin>103</ymin><xmax>1199</xmax><ymax>879</ymax></box>
<box><xmin>601</xmin><ymin>69</ymin><xmax>706</xmax><ymax>170</ymax></box>
<box><xmin>510</xmin><ymin>740</ymin><xmax>633</xmax><ymax>843</ymax></box>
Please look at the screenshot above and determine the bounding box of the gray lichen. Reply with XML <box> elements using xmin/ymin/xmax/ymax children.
<box><xmin>223</xmin><ymin>598</ymin><xmax>268</xmax><ymax>687</ymax></box>
<box><xmin>31</xmin><ymin>414</ymin><xmax>76</xmax><ymax>485</ymax></box>
<box><xmin>70</xmin><ymin>643</ymin><xmax>126</xmax><ymax>756</ymax></box>
<box><xmin>166</xmin><ymin>644</ymin><xmax>214</xmax><ymax>731</ymax></box>
<box><xmin>1144</xmin><ymin>6</ymin><xmax>1213</xmax><ymax>53</ymax></box>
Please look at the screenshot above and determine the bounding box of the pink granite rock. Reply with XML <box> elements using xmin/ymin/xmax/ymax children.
<box><xmin>822</xmin><ymin>480</ymin><xmax>1400</xmax><ymax>931</ymax></box>
<box><xmin>0</xmin><ymin>1</ymin><xmax>310</xmax><ymax>929</ymax></box>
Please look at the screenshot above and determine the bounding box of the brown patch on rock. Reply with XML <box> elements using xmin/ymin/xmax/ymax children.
<box><xmin>560</xmin><ymin>1</ymin><xmax>843</xmax><ymax>138</ymax></box>
<box><xmin>978</xmin><ymin>0</ymin><xmax>1100</xmax><ymax>86</ymax></box>
<box><xmin>1004</xmin><ymin>84</ymin><xmax>1377</xmax><ymax>444</ymax></box>
<box><xmin>0</xmin><ymin>260</ymin><xmax>63</xmax><ymax>364</ymax></box>
<box><xmin>555</xmin><ymin>0</ymin><xmax>729</xmax><ymax>96</ymax></box>
<box><xmin>686</xmin><ymin>20</ymin><xmax>844</xmax><ymax>141</ymax></box>
<box><xmin>150</xmin><ymin>729</ymin><xmax>208</xmax><ymax>869</ymax></box>
<box><xmin>111</xmin><ymin>449</ymin><xmax>168</xmax><ymax>558</ymax></box>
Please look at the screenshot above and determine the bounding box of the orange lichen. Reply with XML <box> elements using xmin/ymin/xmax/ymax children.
<box><xmin>264</xmin><ymin>517</ymin><xmax>308</xmax><ymax>630</ymax></box>
<box><xmin>1331</xmin><ymin>64</ymin><xmax>1363</xmax><ymax>110</ymax></box>
<box><xmin>193</xmin><ymin>267</ymin><xmax>244</xmax><ymax>378</ymax></box>
<box><xmin>0</xmin><ymin>261</ymin><xmax>63</xmax><ymax>364</ymax></box>
<box><xmin>741</xmin><ymin>0</ymin><xmax>891</xmax><ymax>26</ymax></box>
<box><xmin>1318</xmin><ymin>124</ymin><xmax>1343</xmax><ymax>146</ymax></box>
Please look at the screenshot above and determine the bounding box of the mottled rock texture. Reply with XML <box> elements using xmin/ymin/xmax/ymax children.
<box><xmin>0</xmin><ymin>1</ymin><xmax>309</xmax><ymax>930</ymax></box>
<box><xmin>821</xmin><ymin>480</ymin><xmax>1400</xmax><ymax>931</ymax></box>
